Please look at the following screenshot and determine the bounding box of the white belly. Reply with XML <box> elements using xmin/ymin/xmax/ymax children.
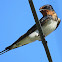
<box><xmin>12</xmin><ymin>20</ymin><xmax>57</xmax><ymax>48</ymax></box>
<box><xmin>42</xmin><ymin>20</ymin><xmax>57</xmax><ymax>36</ymax></box>
<box><xmin>29</xmin><ymin>20</ymin><xmax>57</xmax><ymax>41</ymax></box>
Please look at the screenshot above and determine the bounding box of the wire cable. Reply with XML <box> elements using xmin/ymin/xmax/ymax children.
<box><xmin>28</xmin><ymin>0</ymin><xmax>53</xmax><ymax>62</ymax></box>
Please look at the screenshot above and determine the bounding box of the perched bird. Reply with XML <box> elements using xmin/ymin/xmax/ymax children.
<box><xmin>0</xmin><ymin>4</ymin><xmax>61</xmax><ymax>55</ymax></box>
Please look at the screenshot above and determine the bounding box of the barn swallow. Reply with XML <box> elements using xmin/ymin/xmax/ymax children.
<box><xmin>0</xmin><ymin>4</ymin><xmax>61</xmax><ymax>55</ymax></box>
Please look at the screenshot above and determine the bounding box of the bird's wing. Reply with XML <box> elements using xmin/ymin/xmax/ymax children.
<box><xmin>55</xmin><ymin>18</ymin><xmax>61</xmax><ymax>29</ymax></box>
<box><xmin>0</xmin><ymin>15</ymin><xmax>53</xmax><ymax>55</ymax></box>
<box><xmin>40</xmin><ymin>15</ymin><xmax>53</xmax><ymax>26</ymax></box>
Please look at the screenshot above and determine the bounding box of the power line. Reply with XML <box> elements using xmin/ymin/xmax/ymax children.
<box><xmin>28</xmin><ymin>0</ymin><xmax>53</xmax><ymax>62</ymax></box>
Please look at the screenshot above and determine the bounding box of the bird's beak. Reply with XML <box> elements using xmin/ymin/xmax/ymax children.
<box><xmin>39</xmin><ymin>9</ymin><xmax>43</xmax><ymax>11</ymax></box>
<box><xmin>39</xmin><ymin>9</ymin><xmax>45</xmax><ymax>11</ymax></box>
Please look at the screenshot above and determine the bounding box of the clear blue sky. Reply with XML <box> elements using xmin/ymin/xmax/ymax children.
<box><xmin>0</xmin><ymin>0</ymin><xmax>62</xmax><ymax>62</ymax></box>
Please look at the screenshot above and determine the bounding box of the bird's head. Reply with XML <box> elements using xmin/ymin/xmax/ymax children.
<box><xmin>39</xmin><ymin>4</ymin><xmax>55</xmax><ymax>17</ymax></box>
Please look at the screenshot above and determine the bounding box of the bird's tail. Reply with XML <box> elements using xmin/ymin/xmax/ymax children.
<box><xmin>0</xmin><ymin>49</ymin><xmax>9</xmax><ymax>55</ymax></box>
<box><xmin>0</xmin><ymin>46</ymin><xmax>12</xmax><ymax>55</ymax></box>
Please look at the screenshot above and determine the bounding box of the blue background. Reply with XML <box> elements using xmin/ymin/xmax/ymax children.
<box><xmin>0</xmin><ymin>0</ymin><xmax>62</xmax><ymax>62</ymax></box>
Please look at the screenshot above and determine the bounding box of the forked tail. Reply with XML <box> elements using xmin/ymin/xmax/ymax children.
<box><xmin>0</xmin><ymin>46</ymin><xmax>12</xmax><ymax>55</ymax></box>
<box><xmin>0</xmin><ymin>49</ymin><xmax>9</xmax><ymax>55</ymax></box>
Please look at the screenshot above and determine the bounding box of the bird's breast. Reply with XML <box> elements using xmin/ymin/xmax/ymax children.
<box><xmin>42</xmin><ymin>20</ymin><xmax>57</xmax><ymax>36</ymax></box>
<box><xmin>29</xmin><ymin>20</ymin><xmax>57</xmax><ymax>41</ymax></box>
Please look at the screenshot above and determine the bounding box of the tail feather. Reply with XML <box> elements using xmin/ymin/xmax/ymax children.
<box><xmin>0</xmin><ymin>49</ymin><xmax>9</xmax><ymax>55</ymax></box>
<box><xmin>0</xmin><ymin>46</ymin><xmax>12</xmax><ymax>55</ymax></box>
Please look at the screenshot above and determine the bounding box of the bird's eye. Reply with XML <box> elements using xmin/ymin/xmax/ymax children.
<box><xmin>44</xmin><ymin>6</ymin><xmax>47</xmax><ymax>9</ymax></box>
<box><xmin>44</xmin><ymin>6</ymin><xmax>51</xmax><ymax>10</ymax></box>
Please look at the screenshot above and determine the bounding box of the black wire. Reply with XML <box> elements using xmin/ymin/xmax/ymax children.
<box><xmin>28</xmin><ymin>0</ymin><xmax>53</xmax><ymax>62</ymax></box>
